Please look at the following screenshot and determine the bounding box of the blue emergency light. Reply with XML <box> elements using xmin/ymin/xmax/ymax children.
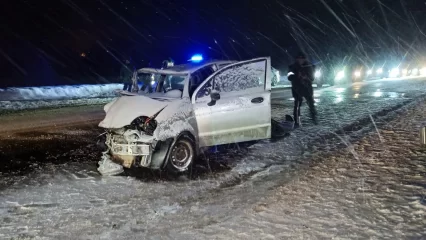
<box><xmin>191</xmin><ymin>54</ymin><xmax>203</xmax><ymax>62</ymax></box>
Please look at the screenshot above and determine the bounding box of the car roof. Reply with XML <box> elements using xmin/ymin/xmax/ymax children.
<box><xmin>137</xmin><ymin>60</ymin><xmax>236</xmax><ymax>75</ymax></box>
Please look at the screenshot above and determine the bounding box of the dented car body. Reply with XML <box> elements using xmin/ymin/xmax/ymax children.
<box><xmin>98</xmin><ymin>57</ymin><xmax>273</xmax><ymax>174</ymax></box>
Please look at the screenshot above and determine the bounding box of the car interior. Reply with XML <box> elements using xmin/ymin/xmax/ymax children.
<box><xmin>189</xmin><ymin>65</ymin><xmax>215</xmax><ymax>97</ymax></box>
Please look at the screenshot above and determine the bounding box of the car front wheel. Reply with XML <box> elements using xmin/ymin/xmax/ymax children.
<box><xmin>166</xmin><ymin>135</ymin><xmax>195</xmax><ymax>173</ymax></box>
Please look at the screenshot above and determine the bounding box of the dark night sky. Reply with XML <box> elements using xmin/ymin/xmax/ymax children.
<box><xmin>0</xmin><ymin>0</ymin><xmax>425</xmax><ymax>88</ymax></box>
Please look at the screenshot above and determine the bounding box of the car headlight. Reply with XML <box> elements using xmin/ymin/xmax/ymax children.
<box><xmin>151</xmin><ymin>80</ymin><xmax>155</xmax><ymax>85</ymax></box>
<box><xmin>376</xmin><ymin>68</ymin><xmax>383</xmax><ymax>74</ymax></box>
<box><xmin>389</xmin><ymin>68</ymin><xmax>399</xmax><ymax>78</ymax></box>
<box><xmin>402</xmin><ymin>69</ymin><xmax>408</xmax><ymax>76</ymax></box>
<box><xmin>411</xmin><ymin>68</ymin><xmax>419</xmax><ymax>75</ymax></box>
<box><xmin>367</xmin><ymin>70</ymin><xmax>372</xmax><ymax>75</ymax></box>
<box><xmin>314</xmin><ymin>70</ymin><xmax>321</xmax><ymax>78</ymax></box>
<box><xmin>335</xmin><ymin>70</ymin><xmax>345</xmax><ymax>81</ymax></box>
<box><xmin>421</xmin><ymin>67</ymin><xmax>426</xmax><ymax>76</ymax></box>
<box><xmin>354</xmin><ymin>71</ymin><xmax>361</xmax><ymax>78</ymax></box>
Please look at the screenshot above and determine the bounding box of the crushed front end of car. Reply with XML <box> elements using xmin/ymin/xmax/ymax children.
<box><xmin>96</xmin><ymin>95</ymin><xmax>169</xmax><ymax>176</ymax></box>
<box><xmin>97</xmin><ymin>94</ymin><xmax>198</xmax><ymax>176</ymax></box>
<box><xmin>98</xmin><ymin>118</ymin><xmax>159</xmax><ymax>175</ymax></box>
<box><xmin>110</xmin><ymin>116</ymin><xmax>158</xmax><ymax>164</ymax></box>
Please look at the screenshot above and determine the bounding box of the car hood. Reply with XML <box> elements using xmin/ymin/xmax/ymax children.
<box><xmin>99</xmin><ymin>95</ymin><xmax>173</xmax><ymax>129</ymax></box>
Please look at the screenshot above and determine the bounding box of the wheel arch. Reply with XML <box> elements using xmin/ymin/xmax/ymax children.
<box><xmin>160</xmin><ymin>131</ymin><xmax>198</xmax><ymax>170</ymax></box>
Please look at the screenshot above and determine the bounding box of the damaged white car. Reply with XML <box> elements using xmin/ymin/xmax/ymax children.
<box><xmin>98</xmin><ymin>57</ymin><xmax>273</xmax><ymax>175</ymax></box>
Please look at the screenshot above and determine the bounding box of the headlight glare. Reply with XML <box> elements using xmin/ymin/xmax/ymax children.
<box><xmin>314</xmin><ymin>70</ymin><xmax>321</xmax><ymax>78</ymax></box>
<box><xmin>335</xmin><ymin>70</ymin><xmax>345</xmax><ymax>81</ymax></box>
<box><xmin>354</xmin><ymin>71</ymin><xmax>361</xmax><ymax>78</ymax></box>
<box><xmin>389</xmin><ymin>68</ymin><xmax>399</xmax><ymax>78</ymax></box>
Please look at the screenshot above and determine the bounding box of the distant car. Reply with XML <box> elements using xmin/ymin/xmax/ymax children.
<box><xmin>98</xmin><ymin>58</ymin><xmax>273</xmax><ymax>174</ymax></box>
<box><xmin>314</xmin><ymin>66</ymin><xmax>334</xmax><ymax>87</ymax></box>
<box><xmin>332</xmin><ymin>65</ymin><xmax>368</xmax><ymax>85</ymax></box>
<box><xmin>364</xmin><ymin>63</ymin><xmax>390</xmax><ymax>80</ymax></box>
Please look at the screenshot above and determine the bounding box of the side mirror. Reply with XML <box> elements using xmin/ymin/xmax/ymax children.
<box><xmin>211</xmin><ymin>92</ymin><xmax>220</xmax><ymax>101</ymax></box>
<box><xmin>208</xmin><ymin>92</ymin><xmax>220</xmax><ymax>106</ymax></box>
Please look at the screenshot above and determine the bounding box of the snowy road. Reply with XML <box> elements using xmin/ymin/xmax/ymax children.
<box><xmin>0</xmin><ymin>77</ymin><xmax>426</xmax><ymax>239</ymax></box>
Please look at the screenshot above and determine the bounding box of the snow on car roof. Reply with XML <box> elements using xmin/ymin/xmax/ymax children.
<box><xmin>137</xmin><ymin>60</ymin><xmax>236</xmax><ymax>75</ymax></box>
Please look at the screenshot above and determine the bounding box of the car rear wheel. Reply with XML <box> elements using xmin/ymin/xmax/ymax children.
<box><xmin>166</xmin><ymin>135</ymin><xmax>195</xmax><ymax>173</ymax></box>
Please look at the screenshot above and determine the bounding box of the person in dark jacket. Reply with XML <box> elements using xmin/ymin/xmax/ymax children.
<box><xmin>161</xmin><ymin>57</ymin><xmax>174</xmax><ymax>69</ymax></box>
<box><xmin>120</xmin><ymin>59</ymin><xmax>134</xmax><ymax>92</ymax></box>
<box><xmin>287</xmin><ymin>52</ymin><xmax>318</xmax><ymax>127</ymax></box>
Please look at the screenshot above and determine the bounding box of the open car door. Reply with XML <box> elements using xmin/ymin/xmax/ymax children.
<box><xmin>192</xmin><ymin>57</ymin><xmax>272</xmax><ymax>147</ymax></box>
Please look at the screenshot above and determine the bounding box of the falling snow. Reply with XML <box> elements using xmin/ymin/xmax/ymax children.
<box><xmin>1</xmin><ymin>0</ymin><xmax>426</xmax><ymax>239</ymax></box>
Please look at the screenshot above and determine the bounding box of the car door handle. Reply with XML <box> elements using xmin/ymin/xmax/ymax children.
<box><xmin>251</xmin><ymin>97</ymin><xmax>264</xmax><ymax>103</ymax></box>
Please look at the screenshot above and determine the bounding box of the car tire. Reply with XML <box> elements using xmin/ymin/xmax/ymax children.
<box><xmin>166</xmin><ymin>135</ymin><xmax>196</xmax><ymax>173</ymax></box>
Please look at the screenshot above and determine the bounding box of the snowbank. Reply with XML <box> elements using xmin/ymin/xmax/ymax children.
<box><xmin>0</xmin><ymin>98</ymin><xmax>113</xmax><ymax>112</ymax></box>
<box><xmin>0</xmin><ymin>83</ymin><xmax>122</xmax><ymax>101</ymax></box>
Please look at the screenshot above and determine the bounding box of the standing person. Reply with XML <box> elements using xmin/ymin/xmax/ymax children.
<box><xmin>120</xmin><ymin>59</ymin><xmax>134</xmax><ymax>92</ymax></box>
<box><xmin>161</xmin><ymin>57</ymin><xmax>174</xmax><ymax>69</ymax></box>
<box><xmin>287</xmin><ymin>52</ymin><xmax>318</xmax><ymax>127</ymax></box>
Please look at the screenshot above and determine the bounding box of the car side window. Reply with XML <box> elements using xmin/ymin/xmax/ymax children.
<box><xmin>212</xmin><ymin>59</ymin><xmax>266</xmax><ymax>93</ymax></box>
<box><xmin>189</xmin><ymin>65</ymin><xmax>215</xmax><ymax>97</ymax></box>
<box><xmin>195</xmin><ymin>79</ymin><xmax>213</xmax><ymax>100</ymax></box>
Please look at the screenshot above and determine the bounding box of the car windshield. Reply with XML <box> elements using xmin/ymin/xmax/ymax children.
<box><xmin>138</xmin><ymin>72</ymin><xmax>186</xmax><ymax>95</ymax></box>
<box><xmin>159</xmin><ymin>74</ymin><xmax>186</xmax><ymax>92</ymax></box>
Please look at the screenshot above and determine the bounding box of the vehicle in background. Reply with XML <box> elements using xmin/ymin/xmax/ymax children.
<box><xmin>98</xmin><ymin>57</ymin><xmax>273</xmax><ymax>175</ymax></box>
<box><xmin>365</xmin><ymin>66</ymin><xmax>381</xmax><ymax>80</ymax></box>
<box><xmin>407</xmin><ymin>64</ymin><xmax>420</xmax><ymax>77</ymax></box>
<box><xmin>404</xmin><ymin>61</ymin><xmax>426</xmax><ymax>77</ymax></box>
<box><xmin>331</xmin><ymin>65</ymin><xmax>357</xmax><ymax>85</ymax></box>
<box><xmin>314</xmin><ymin>66</ymin><xmax>334</xmax><ymax>88</ymax></box>
<box><xmin>326</xmin><ymin>56</ymin><xmax>364</xmax><ymax>85</ymax></box>
<box><xmin>334</xmin><ymin>62</ymin><xmax>372</xmax><ymax>84</ymax></box>
<box><xmin>314</xmin><ymin>58</ymin><xmax>426</xmax><ymax>85</ymax></box>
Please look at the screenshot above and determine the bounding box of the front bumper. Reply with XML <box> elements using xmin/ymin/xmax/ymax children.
<box><xmin>105</xmin><ymin>130</ymin><xmax>156</xmax><ymax>168</ymax></box>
